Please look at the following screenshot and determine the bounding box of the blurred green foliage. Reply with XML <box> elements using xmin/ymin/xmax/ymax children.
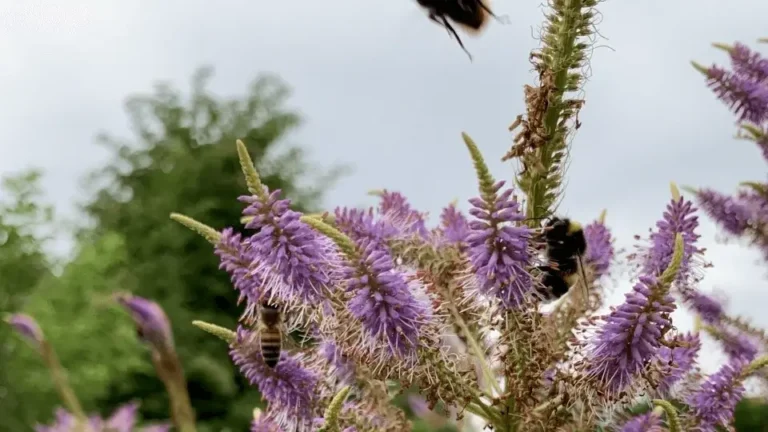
<box><xmin>0</xmin><ymin>170</ymin><xmax>56</xmax><ymax>431</ymax></box>
<box><xmin>2</xmin><ymin>66</ymin><xmax>345</xmax><ymax>431</ymax></box>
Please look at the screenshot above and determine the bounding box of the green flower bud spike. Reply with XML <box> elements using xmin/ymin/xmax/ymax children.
<box><xmin>711</xmin><ymin>42</ymin><xmax>734</xmax><ymax>53</ymax></box>
<box><xmin>670</xmin><ymin>182</ymin><xmax>681</xmax><ymax>201</ymax></box>
<box><xmin>658</xmin><ymin>233</ymin><xmax>684</xmax><ymax>288</ymax></box>
<box><xmin>680</xmin><ymin>185</ymin><xmax>698</xmax><ymax>196</ymax></box>
<box><xmin>461</xmin><ymin>132</ymin><xmax>498</xmax><ymax>208</ymax></box>
<box><xmin>598</xmin><ymin>209</ymin><xmax>607</xmax><ymax>224</ymax></box>
<box><xmin>170</xmin><ymin>213</ymin><xmax>221</xmax><ymax>245</ymax></box>
<box><xmin>743</xmin><ymin>355</ymin><xmax>768</xmax><ymax>379</ymax></box>
<box><xmin>740</xmin><ymin>181</ymin><xmax>768</xmax><ymax>197</ymax></box>
<box><xmin>317</xmin><ymin>386</ymin><xmax>352</xmax><ymax>432</ymax></box>
<box><xmin>306</xmin><ymin>212</ymin><xmax>337</xmax><ymax>225</ymax></box>
<box><xmin>693</xmin><ymin>314</ymin><xmax>703</xmax><ymax>333</ymax></box>
<box><xmin>652</xmin><ymin>400</ymin><xmax>681</xmax><ymax>432</ymax></box>
<box><xmin>240</xmin><ymin>215</ymin><xmax>255</xmax><ymax>225</ymax></box>
<box><xmin>301</xmin><ymin>215</ymin><xmax>356</xmax><ymax>258</ymax></box>
<box><xmin>691</xmin><ymin>61</ymin><xmax>709</xmax><ymax>76</ymax></box>
<box><xmin>192</xmin><ymin>321</ymin><xmax>236</xmax><ymax>344</ymax></box>
<box><xmin>236</xmin><ymin>139</ymin><xmax>267</xmax><ymax>200</ymax></box>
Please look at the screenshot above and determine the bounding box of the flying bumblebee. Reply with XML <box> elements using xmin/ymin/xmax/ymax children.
<box><xmin>415</xmin><ymin>0</ymin><xmax>497</xmax><ymax>59</ymax></box>
<box><xmin>535</xmin><ymin>216</ymin><xmax>589</xmax><ymax>302</ymax></box>
<box><xmin>258</xmin><ymin>302</ymin><xmax>283</xmax><ymax>368</ymax></box>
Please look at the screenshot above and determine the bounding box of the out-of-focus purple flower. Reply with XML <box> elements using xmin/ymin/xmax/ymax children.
<box><xmin>319</xmin><ymin>341</ymin><xmax>355</xmax><ymax>385</ymax></box>
<box><xmin>408</xmin><ymin>395</ymin><xmax>448</xmax><ymax>429</ymax></box>
<box><xmin>116</xmin><ymin>294</ymin><xmax>173</xmax><ymax>352</ymax></box>
<box><xmin>230</xmin><ymin>327</ymin><xmax>321</xmax><ymax>431</ymax></box>
<box><xmin>344</xmin><ymin>239</ymin><xmax>427</xmax><ymax>356</ymax></box>
<box><xmin>6</xmin><ymin>313</ymin><xmax>44</xmax><ymax>348</ymax></box>
<box><xmin>35</xmin><ymin>408</ymin><xmax>76</xmax><ymax>432</ymax></box>
<box><xmin>685</xmin><ymin>290</ymin><xmax>725</xmax><ymax>324</ymax></box>
<box><xmin>729</xmin><ymin>42</ymin><xmax>768</xmax><ymax>83</ymax></box>
<box><xmin>376</xmin><ymin>190</ymin><xmax>429</xmax><ymax>238</ymax></box>
<box><xmin>466</xmin><ymin>180</ymin><xmax>532</xmax><ymax>308</ymax></box>
<box><xmin>240</xmin><ymin>188</ymin><xmax>337</xmax><ymax>305</ymax></box>
<box><xmin>706</xmin><ymin>64</ymin><xmax>768</xmax><ymax>124</ymax></box>
<box><xmin>641</xmin><ymin>196</ymin><xmax>701</xmax><ymax>286</ymax></box>
<box><xmin>439</xmin><ymin>203</ymin><xmax>470</xmax><ymax>246</ymax></box>
<box><xmin>334</xmin><ymin>207</ymin><xmax>399</xmax><ymax>252</ymax></box>
<box><xmin>215</xmin><ymin>228</ymin><xmax>266</xmax><ymax>318</ymax></box>
<box><xmin>687</xmin><ymin>359</ymin><xmax>748</xmax><ymax>432</ymax></box>
<box><xmin>695</xmin><ymin>189</ymin><xmax>752</xmax><ymax>236</ymax></box>
<box><xmin>618</xmin><ymin>411</ymin><xmax>663</xmax><ymax>432</ymax></box>
<box><xmin>35</xmin><ymin>404</ymin><xmax>169</xmax><ymax>432</ymax></box>
<box><xmin>718</xmin><ymin>326</ymin><xmax>759</xmax><ymax>362</ymax></box>
<box><xmin>583</xmin><ymin>220</ymin><xmax>614</xmax><ymax>278</ymax></box>
<box><xmin>102</xmin><ymin>402</ymin><xmax>138</xmax><ymax>432</ymax></box>
<box><xmin>140</xmin><ymin>425</ymin><xmax>171</xmax><ymax>432</ymax></box>
<box><xmin>251</xmin><ymin>415</ymin><xmax>281</xmax><ymax>432</ymax></box>
<box><xmin>656</xmin><ymin>332</ymin><xmax>701</xmax><ymax>394</ymax></box>
<box><xmin>587</xmin><ymin>275</ymin><xmax>676</xmax><ymax>393</ymax></box>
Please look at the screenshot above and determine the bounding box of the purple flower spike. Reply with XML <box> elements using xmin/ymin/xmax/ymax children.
<box><xmin>376</xmin><ymin>190</ymin><xmax>429</xmax><ymax>238</ymax></box>
<box><xmin>231</xmin><ymin>327</ymin><xmax>321</xmax><ymax>432</ymax></box>
<box><xmin>706</xmin><ymin>64</ymin><xmax>768</xmax><ymax>124</ymax></box>
<box><xmin>466</xmin><ymin>181</ymin><xmax>532</xmax><ymax>308</ymax></box>
<box><xmin>587</xmin><ymin>275</ymin><xmax>676</xmax><ymax>393</ymax></box>
<box><xmin>687</xmin><ymin>359</ymin><xmax>748</xmax><ymax>432</ymax></box>
<box><xmin>642</xmin><ymin>196</ymin><xmax>701</xmax><ymax>286</ymax></box>
<box><xmin>619</xmin><ymin>411</ymin><xmax>663</xmax><ymax>432</ymax></box>
<box><xmin>439</xmin><ymin>203</ymin><xmax>470</xmax><ymax>246</ymax></box>
<box><xmin>695</xmin><ymin>189</ymin><xmax>752</xmax><ymax>235</ymax></box>
<box><xmin>6</xmin><ymin>313</ymin><xmax>44</xmax><ymax>347</ymax></box>
<box><xmin>344</xmin><ymin>239</ymin><xmax>427</xmax><ymax>356</ymax></box>
<box><xmin>240</xmin><ymin>188</ymin><xmax>337</xmax><ymax>305</ymax></box>
<box><xmin>215</xmin><ymin>228</ymin><xmax>266</xmax><ymax>317</ymax></box>
<box><xmin>729</xmin><ymin>42</ymin><xmax>768</xmax><ymax>83</ymax></box>
<box><xmin>685</xmin><ymin>290</ymin><xmax>725</xmax><ymax>324</ymax></box>
<box><xmin>334</xmin><ymin>207</ymin><xmax>399</xmax><ymax>252</ymax></box>
<box><xmin>116</xmin><ymin>295</ymin><xmax>173</xmax><ymax>352</ymax></box>
<box><xmin>656</xmin><ymin>332</ymin><xmax>701</xmax><ymax>394</ymax></box>
<box><xmin>583</xmin><ymin>220</ymin><xmax>615</xmax><ymax>278</ymax></box>
<box><xmin>718</xmin><ymin>327</ymin><xmax>758</xmax><ymax>362</ymax></box>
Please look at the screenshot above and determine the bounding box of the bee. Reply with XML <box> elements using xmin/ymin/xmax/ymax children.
<box><xmin>536</xmin><ymin>216</ymin><xmax>588</xmax><ymax>302</ymax></box>
<box><xmin>258</xmin><ymin>301</ymin><xmax>283</xmax><ymax>368</ymax></box>
<box><xmin>416</xmin><ymin>0</ymin><xmax>497</xmax><ymax>59</ymax></box>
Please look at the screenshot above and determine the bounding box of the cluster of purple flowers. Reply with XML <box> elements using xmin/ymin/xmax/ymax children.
<box><xmin>6</xmin><ymin>11</ymin><xmax>768</xmax><ymax>432</ymax></box>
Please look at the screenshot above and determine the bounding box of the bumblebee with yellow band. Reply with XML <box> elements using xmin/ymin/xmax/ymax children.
<box><xmin>536</xmin><ymin>217</ymin><xmax>588</xmax><ymax>302</ymax></box>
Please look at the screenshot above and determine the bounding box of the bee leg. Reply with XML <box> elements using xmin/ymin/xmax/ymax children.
<box><xmin>439</xmin><ymin>16</ymin><xmax>473</xmax><ymax>61</ymax></box>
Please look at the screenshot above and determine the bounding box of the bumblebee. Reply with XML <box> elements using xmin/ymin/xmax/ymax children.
<box><xmin>258</xmin><ymin>302</ymin><xmax>283</xmax><ymax>368</ymax></box>
<box><xmin>536</xmin><ymin>217</ymin><xmax>588</xmax><ymax>302</ymax></box>
<box><xmin>416</xmin><ymin>0</ymin><xmax>496</xmax><ymax>59</ymax></box>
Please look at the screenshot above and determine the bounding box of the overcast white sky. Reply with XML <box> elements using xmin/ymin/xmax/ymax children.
<box><xmin>2</xmin><ymin>0</ymin><xmax>768</xmax><ymax>376</ymax></box>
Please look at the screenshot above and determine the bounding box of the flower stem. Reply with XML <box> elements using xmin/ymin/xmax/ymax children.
<box><xmin>41</xmin><ymin>341</ymin><xmax>89</xmax><ymax>431</ymax></box>
<box><xmin>152</xmin><ymin>348</ymin><xmax>197</xmax><ymax>432</ymax></box>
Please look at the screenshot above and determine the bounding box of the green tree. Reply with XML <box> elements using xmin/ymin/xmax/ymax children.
<box><xmin>0</xmin><ymin>170</ymin><xmax>56</xmax><ymax>432</ymax></box>
<box><xmin>4</xmin><ymin>232</ymin><xmax>149</xmax><ymax>429</ymax></box>
<box><xmin>78</xmin><ymin>66</ymin><xmax>345</xmax><ymax>431</ymax></box>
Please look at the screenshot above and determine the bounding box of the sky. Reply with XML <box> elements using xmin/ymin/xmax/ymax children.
<box><xmin>2</xmin><ymin>0</ymin><xmax>768</xmax><ymax>378</ymax></box>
